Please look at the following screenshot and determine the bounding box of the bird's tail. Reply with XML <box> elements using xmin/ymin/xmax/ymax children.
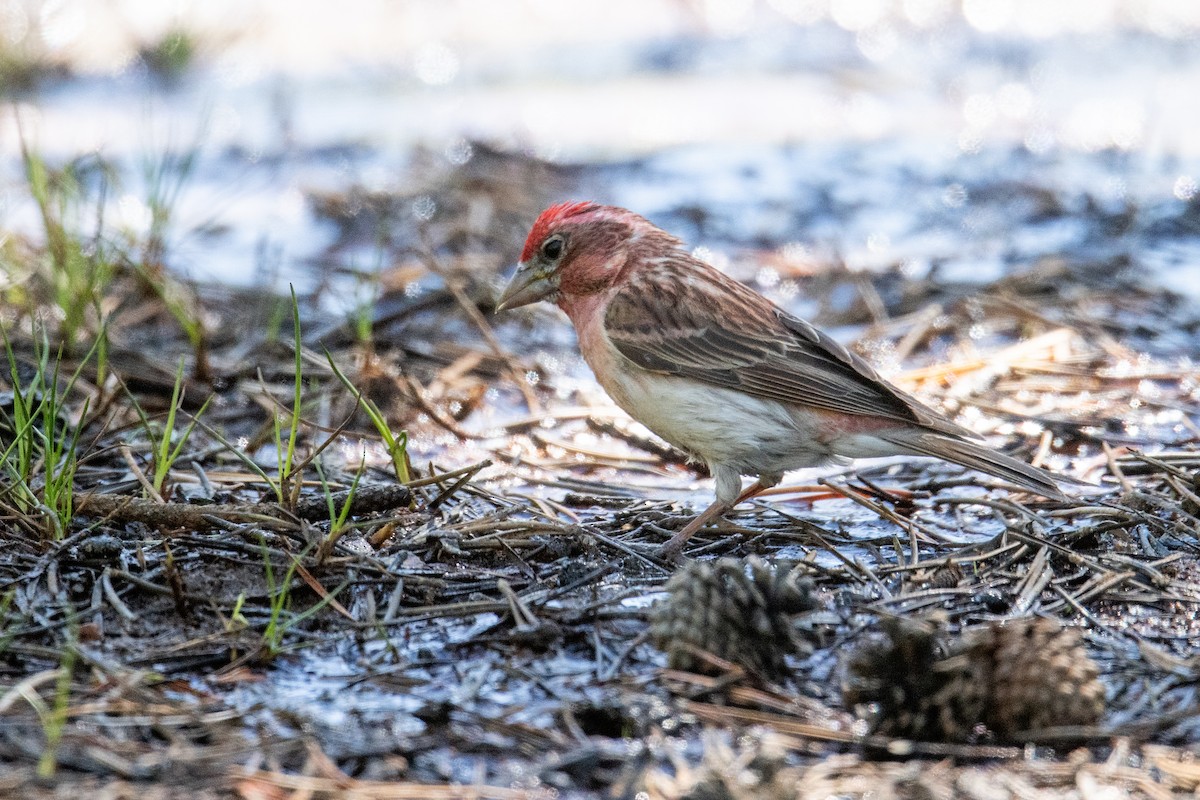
<box><xmin>876</xmin><ymin>430</ymin><xmax>1068</xmax><ymax>501</ymax></box>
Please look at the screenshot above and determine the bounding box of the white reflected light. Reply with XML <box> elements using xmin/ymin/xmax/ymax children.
<box><xmin>116</xmin><ymin>194</ymin><xmax>152</xmax><ymax>235</ymax></box>
<box><xmin>963</xmin><ymin>93</ymin><xmax>997</xmax><ymax>128</ymax></box>
<box><xmin>857</xmin><ymin>23</ymin><xmax>898</xmax><ymax>62</ymax></box>
<box><xmin>412</xmin><ymin>195</ymin><xmax>436</xmax><ymax>221</ymax></box>
<box><xmin>903</xmin><ymin>0</ymin><xmax>953</xmax><ymax>28</ymax></box>
<box><xmin>942</xmin><ymin>183</ymin><xmax>967</xmax><ymax>207</ymax></box>
<box><xmin>1</xmin><ymin>2</ymin><xmax>29</xmax><ymax>44</ymax></box>
<box><xmin>996</xmin><ymin>82</ymin><xmax>1033</xmax><ymax>119</ymax></box>
<box><xmin>39</xmin><ymin>0</ymin><xmax>86</xmax><ymax>50</ymax></box>
<box><xmin>1137</xmin><ymin>0</ymin><xmax>1200</xmax><ymax>37</ymax></box>
<box><xmin>830</xmin><ymin>0</ymin><xmax>889</xmax><ymax>32</ymax></box>
<box><xmin>963</xmin><ymin>0</ymin><xmax>1014</xmax><ymax>32</ymax></box>
<box><xmin>691</xmin><ymin>246</ymin><xmax>729</xmax><ymax>271</ymax></box>
<box><xmin>1174</xmin><ymin>175</ymin><xmax>1198</xmax><ymax>201</ymax></box>
<box><xmin>702</xmin><ymin>0</ymin><xmax>755</xmax><ymax>35</ymax></box>
<box><xmin>767</xmin><ymin>0</ymin><xmax>824</xmax><ymax>25</ymax></box>
<box><xmin>445</xmin><ymin>138</ymin><xmax>473</xmax><ymax>165</ymax></box>
<box><xmin>414</xmin><ymin>41</ymin><xmax>458</xmax><ymax>86</ymax></box>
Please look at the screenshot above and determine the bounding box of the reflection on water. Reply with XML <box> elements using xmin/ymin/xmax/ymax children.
<box><xmin>1</xmin><ymin>0</ymin><xmax>1198</xmax><ymax>290</ymax></box>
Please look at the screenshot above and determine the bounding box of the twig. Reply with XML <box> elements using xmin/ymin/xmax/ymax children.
<box><xmin>76</xmin><ymin>484</ymin><xmax>413</xmax><ymax>530</ymax></box>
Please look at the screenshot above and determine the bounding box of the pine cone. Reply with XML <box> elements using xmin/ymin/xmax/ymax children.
<box><xmin>844</xmin><ymin>616</ymin><xmax>967</xmax><ymax>740</ymax></box>
<box><xmin>915</xmin><ymin>561</ymin><xmax>965</xmax><ymax>590</ymax></box>
<box><xmin>968</xmin><ymin>617</ymin><xmax>1105</xmax><ymax>738</ymax></box>
<box><xmin>846</xmin><ymin>616</ymin><xmax>1104</xmax><ymax>742</ymax></box>
<box><xmin>651</xmin><ymin>557</ymin><xmax>818</xmax><ymax>681</ymax></box>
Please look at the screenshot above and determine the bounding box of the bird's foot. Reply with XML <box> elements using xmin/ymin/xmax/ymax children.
<box><xmin>656</xmin><ymin>539</ymin><xmax>690</xmax><ymax>564</ymax></box>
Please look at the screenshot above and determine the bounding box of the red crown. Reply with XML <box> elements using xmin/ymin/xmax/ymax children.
<box><xmin>520</xmin><ymin>201</ymin><xmax>598</xmax><ymax>262</ymax></box>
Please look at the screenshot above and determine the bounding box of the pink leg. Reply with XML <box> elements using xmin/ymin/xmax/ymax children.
<box><xmin>659</xmin><ymin>480</ymin><xmax>768</xmax><ymax>558</ymax></box>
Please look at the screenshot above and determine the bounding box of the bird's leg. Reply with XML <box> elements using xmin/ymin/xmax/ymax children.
<box><xmin>658</xmin><ymin>497</ymin><xmax>731</xmax><ymax>557</ymax></box>
<box><xmin>659</xmin><ymin>479</ymin><xmax>769</xmax><ymax>558</ymax></box>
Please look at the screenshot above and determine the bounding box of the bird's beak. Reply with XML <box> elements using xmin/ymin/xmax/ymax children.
<box><xmin>495</xmin><ymin>263</ymin><xmax>556</xmax><ymax>313</ymax></box>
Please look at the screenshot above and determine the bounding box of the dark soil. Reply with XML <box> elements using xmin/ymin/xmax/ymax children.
<box><xmin>1</xmin><ymin>146</ymin><xmax>1199</xmax><ymax>799</ymax></box>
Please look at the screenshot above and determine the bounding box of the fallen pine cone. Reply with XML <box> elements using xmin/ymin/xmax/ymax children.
<box><xmin>651</xmin><ymin>557</ymin><xmax>818</xmax><ymax>681</ymax></box>
<box><xmin>845</xmin><ymin>616</ymin><xmax>1104</xmax><ymax>742</ymax></box>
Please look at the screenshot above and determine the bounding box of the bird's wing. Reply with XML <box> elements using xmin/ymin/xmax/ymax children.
<box><xmin>603</xmin><ymin>259</ymin><xmax>972</xmax><ymax>436</ymax></box>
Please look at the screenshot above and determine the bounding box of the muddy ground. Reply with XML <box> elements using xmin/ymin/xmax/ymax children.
<box><xmin>1</xmin><ymin>142</ymin><xmax>1199</xmax><ymax>798</ymax></box>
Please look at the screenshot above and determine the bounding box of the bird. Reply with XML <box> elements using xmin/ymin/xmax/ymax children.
<box><xmin>496</xmin><ymin>201</ymin><xmax>1066</xmax><ymax>557</ymax></box>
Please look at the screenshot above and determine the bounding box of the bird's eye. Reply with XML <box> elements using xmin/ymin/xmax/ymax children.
<box><xmin>541</xmin><ymin>236</ymin><xmax>564</xmax><ymax>260</ymax></box>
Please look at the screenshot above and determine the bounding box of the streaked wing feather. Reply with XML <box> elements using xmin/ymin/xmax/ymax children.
<box><xmin>604</xmin><ymin>261</ymin><xmax>969</xmax><ymax>435</ymax></box>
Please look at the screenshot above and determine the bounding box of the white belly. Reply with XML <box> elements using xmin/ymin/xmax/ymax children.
<box><xmin>576</xmin><ymin>313</ymin><xmax>835</xmax><ymax>477</ymax></box>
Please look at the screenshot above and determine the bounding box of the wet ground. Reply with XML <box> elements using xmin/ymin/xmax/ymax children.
<box><xmin>2</xmin><ymin>2</ymin><xmax>1200</xmax><ymax>798</ymax></box>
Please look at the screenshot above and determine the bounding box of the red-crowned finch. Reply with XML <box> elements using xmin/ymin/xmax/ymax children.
<box><xmin>497</xmin><ymin>202</ymin><xmax>1065</xmax><ymax>556</ymax></box>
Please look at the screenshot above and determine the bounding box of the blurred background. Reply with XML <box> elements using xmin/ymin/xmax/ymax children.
<box><xmin>3</xmin><ymin>0</ymin><xmax>1199</xmax><ymax>304</ymax></box>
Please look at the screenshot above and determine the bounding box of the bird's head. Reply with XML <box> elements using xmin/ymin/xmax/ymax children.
<box><xmin>496</xmin><ymin>202</ymin><xmax>658</xmax><ymax>312</ymax></box>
